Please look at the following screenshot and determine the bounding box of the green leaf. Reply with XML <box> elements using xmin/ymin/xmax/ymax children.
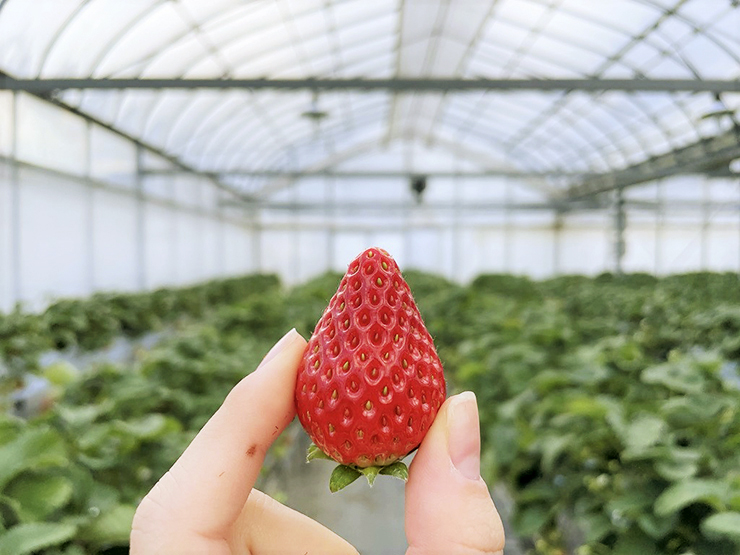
<box><xmin>77</xmin><ymin>504</ymin><xmax>136</xmax><ymax>548</ymax></box>
<box><xmin>5</xmin><ymin>475</ymin><xmax>73</xmax><ymax>522</ymax></box>
<box><xmin>637</xmin><ymin>512</ymin><xmax>678</xmax><ymax>539</ymax></box>
<box><xmin>655</xmin><ymin>456</ymin><xmax>699</xmax><ymax>481</ymax></box>
<box><xmin>359</xmin><ymin>466</ymin><xmax>380</xmax><ymax>486</ymax></box>
<box><xmin>613</xmin><ymin>527</ymin><xmax>659</xmax><ymax>555</ymax></box>
<box><xmin>379</xmin><ymin>461</ymin><xmax>409</xmax><ymax>482</ymax></box>
<box><xmin>116</xmin><ymin>414</ymin><xmax>180</xmax><ymax>440</ymax></box>
<box><xmin>329</xmin><ymin>465</ymin><xmax>361</xmax><ymax>493</ymax></box>
<box><xmin>642</xmin><ymin>359</ymin><xmax>706</xmax><ymax>394</ymax></box>
<box><xmin>701</xmin><ymin>512</ymin><xmax>740</xmax><ymax>542</ymax></box>
<box><xmin>623</xmin><ymin>414</ymin><xmax>665</xmax><ymax>453</ymax></box>
<box><xmin>512</xmin><ymin>504</ymin><xmax>550</xmax><ymax>536</ymax></box>
<box><xmin>654</xmin><ymin>479</ymin><xmax>727</xmax><ymax>517</ymax></box>
<box><xmin>540</xmin><ymin>434</ymin><xmax>574</xmax><ymax>473</ymax></box>
<box><xmin>578</xmin><ymin>512</ymin><xmax>612</xmax><ymax>542</ymax></box>
<box><xmin>306</xmin><ymin>443</ymin><xmax>333</xmax><ymax>462</ymax></box>
<box><xmin>0</xmin><ymin>522</ymin><xmax>77</xmax><ymax>555</ymax></box>
<box><xmin>0</xmin><ymin>427</ymin><xmax>67</xmax><ymax>490</ymax></box>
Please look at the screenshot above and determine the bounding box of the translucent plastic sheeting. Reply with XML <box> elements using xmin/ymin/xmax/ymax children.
<box><xmin>16</xmin><ymin>93</ymin><xmax>87</xmax><ymax>176</ymax></box>
<box><xmin>0</xmin><ymin>161</ymin><xmax>14</xmax><ymax>313</ymax></box>
<box><xmin>0</xmin><ymin>91</ymin><xmax>12</xmax><ymax>156</ymax></box>
<box><xmin>1</xmin><ymin>0</ymin><xmax>738</xmax><ymax>196</ymax></box>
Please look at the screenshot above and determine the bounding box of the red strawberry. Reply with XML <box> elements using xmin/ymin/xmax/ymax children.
<box><xmin>295</xmin><ymin>247</ymin><xmax>446</xmax><ymax>491</ymax></box>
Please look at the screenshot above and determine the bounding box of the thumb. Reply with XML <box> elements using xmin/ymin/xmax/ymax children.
<box><xmin>405</xmin><ymin>392</ymin><xmax>505</xmax><ymax>555</ymax></box>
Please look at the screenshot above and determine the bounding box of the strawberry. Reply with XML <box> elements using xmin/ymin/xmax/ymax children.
<box><xmin>295</xmin><ymin>247</ymin><xmax>446</xmax><ymax>492</ymax></box>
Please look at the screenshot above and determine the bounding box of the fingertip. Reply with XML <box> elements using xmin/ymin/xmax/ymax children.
<box><xmin>257</xmin><ymin>328</ymin><xmax>306</xmax><ymax>370</ymax></box>
<box><xmin>405</xmin><ymin>392</ymin><xmax>505</xmax><ymax>554</ymax></box>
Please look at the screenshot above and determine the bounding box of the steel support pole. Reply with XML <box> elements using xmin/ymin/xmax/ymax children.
<box><xmin>84</xmin><ymin>120</ymin><xmax>95</xmax><ymax>294</ymax></box>
<box><xmin>504</xmin><ymin>182</ymin><xmax>513</xmax><ymax>273</ymax></box>
<box><xmin>326</xmin><ymin>176</ymin><xmax>336</xmax><ymax>272</ymax></box>
<box><xmin>216</xmin><ymin>187</ymin><xmax>226</xmax><ymax>277</ymax></box>
<box><xmin>135</xmin><ymin>145</ymin><xmax>146</xmax><ymax>290</ymax></box>
<box><xmin>701</xmin><ymin>179</ymin><xmax>710</xmax><ymax>269</ymax></box>
<box><xmin>553</xmin><ymin>211</ymin><xmax>563</xmax><ymax>275</ymax></box>
<box><xmin>614</xmin><ymin>189</ymin><xmax>627</xmax><ymax>275</ymax></box>
<box><xmin>452</xmin><ymin>172</ymin><xmax>462</xmax><ymax>283</ymax></box>
<box><xmin>655</xmin><ymin>181</ymin><xmax>664</xmax><ymax>275</ymax></box>
<box><xmin>10</xmin><ymin>91</ymin><xmax>20</xmax><ymax>306</ymax></box>
<box><xmin>2</xmin><ymin>77</ymin><xmax>738</xmax><ymax>94</ymax></box>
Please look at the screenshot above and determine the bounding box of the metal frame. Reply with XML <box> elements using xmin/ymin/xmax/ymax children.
<box><xmin>564</xmin><ymin>125</ymin><xmax>740</xmax><ymax>200</ymax></box>
<box><xmin>2</xmin><ymin>77</ymin><xmax>738</xmax><ymax>93</ymax></box>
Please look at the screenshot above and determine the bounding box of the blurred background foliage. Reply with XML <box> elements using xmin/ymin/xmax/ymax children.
<box><xmin>1</xmin><ymin>271</ymin><xmax>740</xmax><ymax>554</ymax></box>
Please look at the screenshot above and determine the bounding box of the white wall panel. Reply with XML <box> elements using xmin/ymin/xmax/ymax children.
<box><xmin>511</xmin><ymin>229</ymin><xmax>555</xmax><ymax>278</ymax></box>
<box><xmin>706</xmin><ymin>227</ymin><xmax>740</xmax><ymax>271</ymax></box>
<box><xmin>296</xmin><ymin>230</ymin><xmax>330</xmax><ymax>282</ymax></box>
<box><xmin>625</xmin><ymin>223</ymin><xmax>659</xmax><ymax>273</ymax></box>
<box><xmin>201</xmin><ymin>215</ymin><xmax>223</xmax><ymax>280</ymax></box>
<box><xmin>223</xmin><ymin>223</ymin><xmax>253</xmax><ymax>275</ymax></box>
<box><xmin>91</xmin><ymin>188</ymin><xmax>138</xmax><ymax>292</ymax></box>
<box><xmin>144</xmin><ymin>203</ymin><xmax>177</xmax><ymax>289</ymax></box>
<box><xmin>0</xmin><ymin>162</ymin><xmax>13</xmax><ymax>312</ymax></box>
<box><xmin>405</xmin><ymin>228</ymin><xmax>445</xmax><ymax>273</ymax></box>
<box><xmin>458</xmin><ymin>228</ymin><xmax>507</xmax><ymax>282</ymax></box>
<box><xmin>16</xmin><ymin>93</ymin><xmax>87</xmax><ymax>176</ymax></box>
<box><xmin>659</xmin><ymin>225</ymin><xmax>703</xmax><ymax>275</ymax></box>
<box><xmin>0</xmin><ymin>91</ymin><xmax>12</xmax><ymax>157</ymax></box>
<box><xmin>90</xmin><ymin>124</ymin><xmax>136</xmax><ymax>188</ymax></box>
<box><xmin>175</xmin><ymin>211</ymin><xmax>206</xmax><ymax>285</ymax></box>
<box><xmin>558</xmin><ymin>223</ymin><xmax>609</xmax><ymax>275</ymax></box>
<box><xmin>18</xmin><ymin>169</ymin><xmax>89</xmax><ymax>309</ymax></box>
<box><xmin>261</xmin><ymin>230</ymin><xmax>297</xmax><ymax>283</ymax></box>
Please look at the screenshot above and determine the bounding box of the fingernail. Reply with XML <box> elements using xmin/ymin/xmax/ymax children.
<box><xmin>447</xmin><ymin>391</ymin><xmax>481</xmax><ymax>481</ymax></box>
<box><xmin>259</xmin><ymin>329</ymin><xmax>301</xmax><ymax>368</ymax></box>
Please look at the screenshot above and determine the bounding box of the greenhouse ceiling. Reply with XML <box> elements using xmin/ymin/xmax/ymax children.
<box><xmin>1</xmin><ymin>0</ymin><xmax>739</xmax><ymax>205</ymax></box>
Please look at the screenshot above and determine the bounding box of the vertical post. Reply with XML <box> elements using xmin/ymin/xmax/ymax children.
<box><xmin>216</xmin><ymin>187</ymin><xmax>226</xmax><ymax>276</ymax></box>
<box><xmin>10</xmin><ymin>91</ymin><xmax>20</xmax><ymax>306</ymax></box>
<box><xmin>326</xmin><ymin>176</ymin><xmax>335</xmax><ymax>272</ymax></box>
<box><xmin>655</xmin><ymin>181</ymin><xmax>663</xmax><ymax>275</ymax></box>
<box><xmin>553</xmin><ymin>210</ymin><xmax>563</xmax><ymax>275</ymax></box>
<box><xmin>251</xmin><ymin>205</ymin><xmax>262</xmax><ymax>273</ymax></box>
<box><xmin>452</xmin><ymin>174</ymin><xmax>461</xmax><ymax>282</ymax></box>
<box><xmin>134</xmin><ymin>145</ymin><xmax>146</xmax><ymax>290</ymax></box>
<box><xmin>614</xmin><ymin>188</ymin><xmax>626</xmax><ymax>276</ymax></box>
<box><xmin>169</xmin><ymin>175</ymin><xmax>178</xmax><ymax>284</ymax></box>
<box><xmin>85</xmin><ymin>121</ymin><xmax>95</xmax><ymax>294</ymax></box>
<box><xmin>700</xmin><ymin>178</ymin><xmax>709</xmax><ymax>269</ymax></box>
<box><xmin>504</xmin><ymin>181</ymin><xmax>512</xmax><ymax>273</ymax></box>
<box><xmin>402</xmin><ymin>188</ymin><xmax>411</xmax><ymax>269</ymax></box>
<box><xmin>292</xmin><ymin>182</ymin><xmax>300</xmax><ymax>282</ymax></box>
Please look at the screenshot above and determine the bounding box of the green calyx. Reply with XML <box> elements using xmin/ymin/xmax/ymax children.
<box><xmin>306</xmin><ymin>443</ymin><xmax>410</xmax><ymax>493</ymax></box>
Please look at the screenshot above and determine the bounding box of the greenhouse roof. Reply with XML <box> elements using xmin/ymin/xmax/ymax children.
<box><xmin>1</xmin><ymin>0</ymin><xmax>739</xmax><ymax>201</ymax></box>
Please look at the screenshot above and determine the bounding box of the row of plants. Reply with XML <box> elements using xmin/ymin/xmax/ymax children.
<box><xmin>0</xmin><ymin>281</ymin><xmax>292</xmax><ymax>555</ymax></box>
<box><xmin>2</xmin><ymin>269</ymin><xmax>740</xmax><ymax>553</ymax></box>
<box><xmin>412</xmin><ymin>271</ymin><xmax>740</xmax><ymax>555</ymax></box>
<box><xmin>0</xmin><ymin>274</ymin><xmax>281</xmax><ymax>377</ymax></box>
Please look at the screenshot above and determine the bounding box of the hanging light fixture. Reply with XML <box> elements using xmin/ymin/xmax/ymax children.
<box><xmin>301</xmin><ymin>91</ymin><xmax>328</xmax><ymax>122</ymax></box>
<box><xmin>700</xmin><ymin>94</ymin><xmax>736</xmax><ymax>121</ymax></box>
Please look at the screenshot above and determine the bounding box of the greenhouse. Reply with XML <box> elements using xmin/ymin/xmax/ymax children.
<box><xmin>1</xmin><ymin>0</ymin><xmax>739</xmax><ymax>553</ymax></box>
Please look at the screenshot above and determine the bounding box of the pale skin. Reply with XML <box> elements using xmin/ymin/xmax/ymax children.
<box><xmin>130</xmin><ymin>329</ymin><xmax>505</xmax><ymax>554</ymax></box>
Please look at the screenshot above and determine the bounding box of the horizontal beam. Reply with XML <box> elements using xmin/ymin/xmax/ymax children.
<box><xmin>2</xmin><ymin>77</ymin><xmax>739</xmax><ymax>93</ymax></box>
<box><xmin>563</xmin><ymin>125</ymin><xmax>740</xmax><ymax>199</ymax></box>
<box><xmin>224</xmin><ymin>198</ymin><xmax>740</xmax><ymax>213</ymax></box>
<box><xmin>143</xmin><ymin>169</ymin><xmax>588</xmax><ymax>179</ymax></box>
<box><xmin>222</xmin><ymin>199</ymin><xmax>597</xmax><ymax>212</ymax></box>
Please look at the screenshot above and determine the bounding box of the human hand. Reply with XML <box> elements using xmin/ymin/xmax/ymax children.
<box><xmin>130</xmin><ymin>329</ymin><xmax>505</xmax><ymax>554</ymax></box>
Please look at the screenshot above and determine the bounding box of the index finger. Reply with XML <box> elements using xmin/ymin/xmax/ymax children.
<box><xmin>139</xmin><ymin>329</ymin><xmax>306</xmax><ymax>538</ymax></box>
